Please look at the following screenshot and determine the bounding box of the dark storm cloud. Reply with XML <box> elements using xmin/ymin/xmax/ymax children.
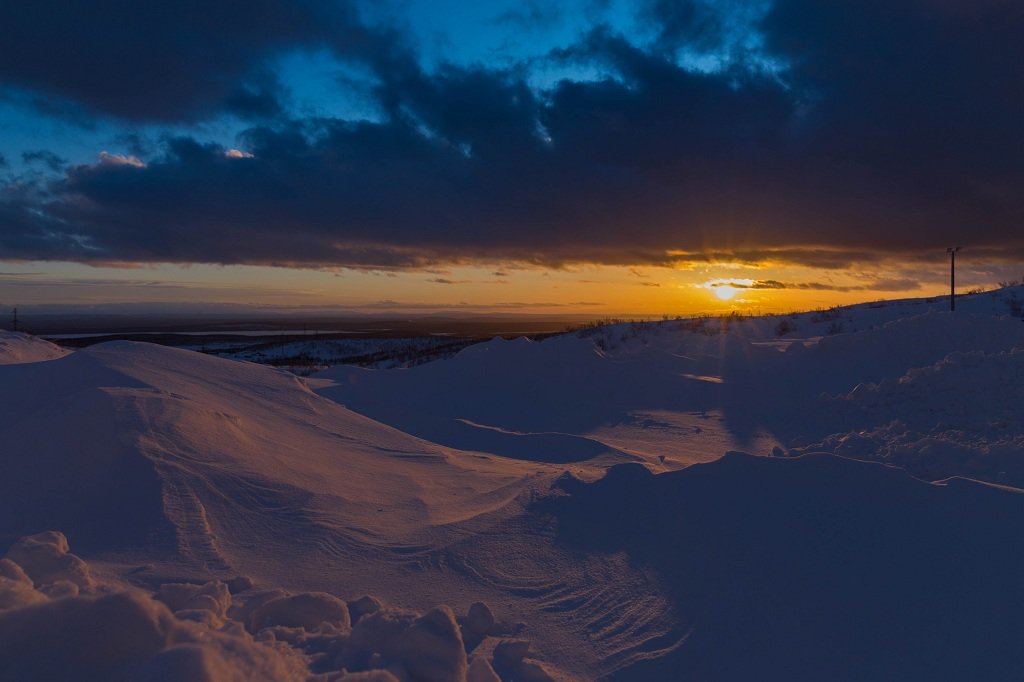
<box><xmin>0</xmin><ymin>0</ymin><xmax>371</xmax><ymax>121</ymax></box>
<box><xmin>224</xmin><ymin>83</ymin><xmax>287</xmax><ymax>121</ymax></box>
<box><xmin>1</xmin><ymin>0</ymin><xmax>1023</xmax><ymax>269</ymax></box>
<box><xmin>22</xmin><ymin>150</ymin><xmax>66</xmax><ymax>172</ymax></box>
<box><xmin>640</xmin><ymin>0</ymin><xmax>733</xmax><ymax>54</ymax></box>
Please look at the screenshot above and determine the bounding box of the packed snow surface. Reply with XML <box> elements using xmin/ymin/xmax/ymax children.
<box><xmin>2</xmin><ymin>286</ymin><xmax>1024</xmax><ymax>680</ymax></box>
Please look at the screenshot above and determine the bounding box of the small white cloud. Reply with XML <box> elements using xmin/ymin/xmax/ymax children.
<box><xmin>98</xmin><ymin>151</ymin><xmax>145</xmax><ymax>168</ymax></box>
<box><xmin>224</xmin><ymin>149</ymin><xmax>255</xmax><ymax>159</ymax></box>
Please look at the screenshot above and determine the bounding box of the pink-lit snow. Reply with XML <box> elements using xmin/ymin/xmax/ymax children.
<box><xmin>2</xmin><ymin>286</ymin><xmax>1024</xmax><ymax>680</ymax></box>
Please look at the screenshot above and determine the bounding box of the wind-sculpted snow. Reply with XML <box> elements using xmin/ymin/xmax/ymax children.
<box><xmin>0</xmin><ymin>531</ymin><xmax>550</xmax><ymax>681</ymax></box>
<box><xmin>0</xmin><ymin>341</ymin><xmax>568</xmax><ymax>677</ymax></box>
<box><xmin>0</xmin><ymin>531</ymin><xmax>307</xmax><ymax>681</ymax></box>
<box><xmin>0</xmin><ymin>341</ymin><xmax>542</xmax><ymax>553</ymax></box>
<box><xmin>542</xmin><ymin>452</ymin><xmax>1024</xmax><ymax>680</ymax></box>
<box><xmin>789</xmin><ymin>347</ymin><xmax>1024</xmax><ymax>485</ymax></box>
<box><xmin>0</xmin><ymin>330</ymin><xmax>68</xmax><ymax>364</ymax></box>
<box><xmin>3</xmin><ymin>288</ymin><xmax>1024</xmax><ymax>679</ymax></box>
<box><xmin>314</xmin><ymin>333</ymin><xmax>754</xmax><ymax>465</ymax></box>
<box><xmin>314</xmin><ymin>305</ymin><xmax>1024</xmax><ymax>471</ymax></box>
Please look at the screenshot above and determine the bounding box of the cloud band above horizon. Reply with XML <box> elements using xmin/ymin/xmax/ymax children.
<box><xmin>1</xmin><ymin>0</ymin><xmax>1022</xmax><ymax>272</ymax></box>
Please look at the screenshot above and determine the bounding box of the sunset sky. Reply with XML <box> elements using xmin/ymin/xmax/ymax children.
<box><xmin>1</xmin><ymin>0</ymin><xmax>1022</xmax><ymax>316</ymax></box>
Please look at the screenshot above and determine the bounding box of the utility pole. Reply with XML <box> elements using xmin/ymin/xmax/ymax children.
<box><xmin>10</xmin><ymin>307</ymin><xmax>17</xmax><ymax>332</ymax></box>
<box><xmin>946</xmin><ymin>247</ymin><xmax>961</xmax><ymax>311</ymax></box>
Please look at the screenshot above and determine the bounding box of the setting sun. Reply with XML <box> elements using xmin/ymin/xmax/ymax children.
<box><xmin>714</xmin><ymin>285</ymin><xmax>737</xmax><ymax>301</ymax></box>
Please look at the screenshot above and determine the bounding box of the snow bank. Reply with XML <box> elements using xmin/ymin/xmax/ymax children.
<box><xmin>0</xmin><ymin>341</ymin><xmax>564</xmax><ymax>676</ymax></box>
<box><xmin>314</xmin><ymin>332</ymin><xmax>737</xmax><ymax>463</ymax></box>
<box><xmin>789</xmin><ymin>346</ymin><xmax>1024</xmax><ymax>484</ymax></box>
<box><xmin>250</xmin><ymin>592</ymin><xmax>351</xmax><ymax>632</ymax></box>
<box><xmin>0</xmin><ymin>331</ymin><xmax>68</xmax><ymax>365</ymax></box>
<box><xmin>0</xmin><ymin>531</ymin><xmax>305</xmax><ymax>681</ymax></box>
<box><xmin>543</xmin><ymin>452</ymin><xmax>1024</xmax><ymax>680</ymax></box>
<box><xmin>0</xmin><ymin>340</ymin><xmax>538</xmax><ymax>553</ymax></box>
<box><xmin>0</xmin><ymin>531</ymin><xmax>554</xmax><ymax>682</ymax></box>
<box><xmin>314</xmin><ymin>306</ymin><xmax>1024</xmax><ymax>467</ymax></box>
<box><xmin>4</xmin><ymin>530</ymin><xmax>94</xmax><ymax>589</ymax></box>
<box><xmin>0</xmin><ymin>591</ymin><xmax>307</xmax><ymax>682</ymax></box>
<box><xmin>4</xmin><ymin>288</ymin><xmax>1023</xmax><ymax>679</ymax></box>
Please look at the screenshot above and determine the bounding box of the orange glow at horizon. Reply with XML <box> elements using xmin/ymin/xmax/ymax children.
<box><xmin>0</xmin><ymin>259</ymin><xmax>995</xmax><ymax>318</ymax></box>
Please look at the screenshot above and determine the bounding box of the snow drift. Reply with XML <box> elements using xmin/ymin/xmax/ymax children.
<box><xmin>544</xmin><ymin>452</ymin><xmax>1024</xmax><ymax>680</ymax></box>
<box><xmin>3</xmin><ymin>286</ymin><xmax>1024</xmax><ymax>679</ymax></box>
<box><xmin>0</xmin><ymin>531</ymin><xmax>542</xmax><ymax>681</ymax></box>
<box><xmin>0</xmin><ymin>330</ymin><xmax>68</xmax><ymax>365</ymax></box>
<box><xmin>0</xmin><ymin>340</ymin><xmax>555</xmax><ymax>612</ymax></box>
<box><xmin>315</xmin><ymin>303</ymin><xmax>1024</xmax><ymax>473</ymax></box>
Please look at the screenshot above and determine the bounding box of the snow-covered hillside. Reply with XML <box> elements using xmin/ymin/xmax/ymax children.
<box><xmin>0</xmin><ymin>330</ymin><xmax>69</xmax><ymax>364</ymax></box>
<box><xmin>314</xmin><ymin>288</ymin><xmax>1024</xmax><ymax>476</ymax></box>
<box><xmin>2</xmin><ymin>286</ymin><xmax>1024</xmax><ymax>680</ymax></box>
<box><xmin>0</xmin><ymin>341</ymin><xmax>572</xmax><ymax>679</ymax></box>
<box><xmin>0</xmin><ymin>340</ymin><xmax>547</xmax><ymax>568</ymax></box>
